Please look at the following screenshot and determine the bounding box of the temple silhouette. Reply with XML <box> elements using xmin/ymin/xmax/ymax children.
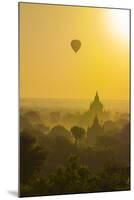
<box><xmin>89</xmin><ymin>91</ymin><xmax>104</xmax><ymax>116</ymax></box>
<box><xmin>79</xmin><ymin>91</ymin><xmax>106</xmax><ymax>127</ymax></box>
<box><xmin>87</xmin><ymin>115</ymin><xmax>104</xmax><ymax>146</ymax></box>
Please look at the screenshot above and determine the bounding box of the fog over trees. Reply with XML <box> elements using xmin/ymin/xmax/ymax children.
<box><xmin>20</xmin><ymin>93</ymin><xmax>130</xmax><ymax>197</ymax></box>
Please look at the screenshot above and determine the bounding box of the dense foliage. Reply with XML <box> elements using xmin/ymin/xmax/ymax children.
<box><xmin>20</xmin><ymin>110</ymin><xmax>130</xmax><ymax>197</ymax></box>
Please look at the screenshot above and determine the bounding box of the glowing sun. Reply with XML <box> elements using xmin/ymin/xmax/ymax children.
<box><xmin>107</xmin><ymin>9</ymin><xmax>130</xmax><ymax>40</ymax></box>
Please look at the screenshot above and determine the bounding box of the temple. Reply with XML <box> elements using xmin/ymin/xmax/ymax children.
<box><xmin>80</xmin><ymin>92</ymin><xmax>106</xmax><ymax>127</ymax></box>
<box><xmin>86</xmin><ymin>92</ymin><xmax>105</xmax><ymax>146</ymax></box>
<box><xmin>89</xmin><ymin>91</ymin><xmax>103</xmax><ymax>116</ymax></box>
<box><xmin>87</xmin><ymin>115</ymin><xmax>104</xmax><ymax>146</ymax></box>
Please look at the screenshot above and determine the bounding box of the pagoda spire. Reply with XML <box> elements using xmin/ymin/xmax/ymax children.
<box><xmin>89</xmin><ymin>91</ymin><xmax>103</xmax><ymax>114</ymax></box>
<box><xmin>94</xmin><ymin>91</ymin><xmax>99</xmax><ymax>102</ymax></box>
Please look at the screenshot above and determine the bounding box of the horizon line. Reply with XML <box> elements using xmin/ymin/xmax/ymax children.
<box><xmin>20</xmin><ymin>97</ymin><xmax>129</xmax><ymax>101</ymax></box>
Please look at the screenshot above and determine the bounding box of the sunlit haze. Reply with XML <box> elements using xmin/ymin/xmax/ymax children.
<box><xmin>20</xmin><ymin>4</ymin><xmax>130</xmax><ymax>101</ymax></box>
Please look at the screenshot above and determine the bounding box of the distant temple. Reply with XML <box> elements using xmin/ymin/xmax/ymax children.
<box><xmin>86</xmin><ymin>92</ymin><xmax>105</xmax><ymax>146</ymax></box>
<box><xmin>87</xmin><ymin>115</ymin><xmax>104</xmax><ymax>146</ymax></box>
<box><xmin>89</xmin><ymin>92</ymin><xmax>103</xmax><ymax>116</ymax></box>
<box><xmin>79</xmin><ymin>92</ymin><xmax>108</xmax><ymax>127</ymax></box>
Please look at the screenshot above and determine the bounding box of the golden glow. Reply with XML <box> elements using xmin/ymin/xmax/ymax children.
<box><xmin>106</xmin><ymin>10</ymin><xmax>129</xmax><ymax>40</ymax></box>
<box><xmin>20</xmin><ymin>3</ymin><xmax>130</xmax><ymax>100</ymax></box>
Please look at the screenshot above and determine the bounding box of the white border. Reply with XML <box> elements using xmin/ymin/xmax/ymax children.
<box><xmin>0</xmin><ymin>0</ymin><xmax>133</xmax><ymax>199</ymax></box>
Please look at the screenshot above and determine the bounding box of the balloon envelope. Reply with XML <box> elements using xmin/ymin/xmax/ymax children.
<box><xmin>71</xmin><ymin>40</ymin><xmax>81</xmax><ymax>53</ymax></box>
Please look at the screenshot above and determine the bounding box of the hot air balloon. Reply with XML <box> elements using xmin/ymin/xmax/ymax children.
<box><xmin>71</xmin><ymin>39</ymin><xmax>81</xmax><ymax>53</ymax></box>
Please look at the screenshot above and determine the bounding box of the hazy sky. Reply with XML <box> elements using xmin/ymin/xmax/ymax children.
<box><xmin>20</xmin><ymin>3</ymin><xmax>130</xmax><ymax>100</ymax></box>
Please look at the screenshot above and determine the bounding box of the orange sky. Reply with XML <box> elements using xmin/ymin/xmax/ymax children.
<box><xmin>20</xmin><ymin>3</ymin><xmax>130</xmax><ymax>100</ymax></box>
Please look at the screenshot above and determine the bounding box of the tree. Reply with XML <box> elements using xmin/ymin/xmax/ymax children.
<box><xmin>71</xmin><ymin>126</ymin><xmax>86</xmax><ymax>146</ymax></box>
<box><xmin>20</xmin><ymin>154</ymin><xmax>130</xmax><ymax>197</ymax></box>
<box><xmin>29</xmin><ymin>154</ymin><xmax>94</xmax><ymax>196</ymax></box>
<box><xmin>97</xmin><ymin>164</ymin><xmax>130</xmax><ymax>191</ymax></box>
<box><xmin>49</xmin><ymin>125</ymin><xmax>72</xmax><ymax>141</ymax></box>
<box><xmin>20</xmin><ymin>131</ymin><xmax>47</xmax><ymax>184</ymax></box>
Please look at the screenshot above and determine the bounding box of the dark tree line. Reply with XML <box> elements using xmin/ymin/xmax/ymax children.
<box><xmin>20</xmin><ymin>112</ymin><xmax>130</xmax><ymax>197</ymax></box>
